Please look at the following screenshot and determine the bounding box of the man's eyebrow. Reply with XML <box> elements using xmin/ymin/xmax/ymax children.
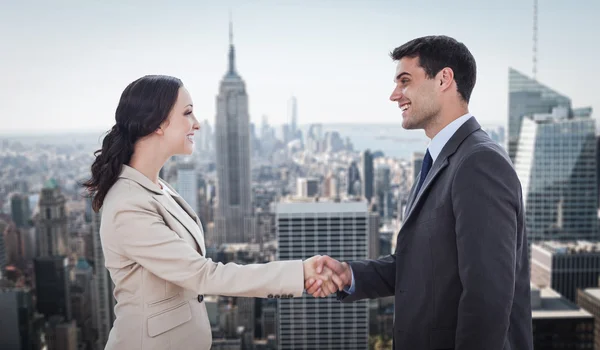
<box><xmin>395</xmin><ymin>72</ymin><xmax>411</xmax><ymax>81</ymax></box>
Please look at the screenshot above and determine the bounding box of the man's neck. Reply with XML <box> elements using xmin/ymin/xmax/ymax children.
<box><xmin>424</xmin><ymin>106</ymin><xmax>469</xmax><ymax>139</ymax></box>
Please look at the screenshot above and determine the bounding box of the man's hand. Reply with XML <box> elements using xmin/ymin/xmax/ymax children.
<box><xmin>303</xmin><ymin>255</ymin><xmax>345</xmax><ymax>297</ymax></box>
<box><xmin>304</xmin><ymin>255</ymin><xmax>352</xmax><ymax>298</ymax></box>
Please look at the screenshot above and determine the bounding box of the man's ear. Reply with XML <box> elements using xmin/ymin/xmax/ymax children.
<box><xmin>439</xmin><ymin>67</ymin><xmax>454</xmax><ymax>92</ymax></box>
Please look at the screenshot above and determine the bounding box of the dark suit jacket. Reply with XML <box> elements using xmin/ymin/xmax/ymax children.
<box><xmin>339</xmin><ymin>117</ymin><xmax>533</xmax><ymax>350</ymax></box>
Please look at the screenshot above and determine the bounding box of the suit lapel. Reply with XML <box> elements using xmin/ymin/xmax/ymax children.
<box><xmin>153</xmin><ymin>192</ymin><xmax>206</xmax><ymax>255</ymax></box>
<box><xmin>118</xmin><ymin>165</ymin><xmax>206</xmax><ymax>254</ymax></box>
<box><xmin>402</xmin><ymin>117</ymin><xmax>481</xmax><ymax>226</ymax></box>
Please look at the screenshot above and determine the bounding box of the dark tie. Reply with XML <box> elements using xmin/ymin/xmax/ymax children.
<box><xmin>415</xmin><ymin>149</ymin><xmax>433</xmax><ymax>195</ymax></box>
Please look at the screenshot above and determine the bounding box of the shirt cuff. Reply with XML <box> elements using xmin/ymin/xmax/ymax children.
<box><xmin>343</xmin><ymin>266</ymin><xmax>355</xmax><ymax>294</ymax></box>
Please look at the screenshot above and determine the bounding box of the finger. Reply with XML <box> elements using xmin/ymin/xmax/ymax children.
<box><xmin>304</xmin><ymin>278</ymin><xmax>315</xmax><ymax>291</ymax></box>
<box><xmin>316</xmin><ymin>256</ymin><xmax>325</xmax><ymax>274</ymax></box>
<box><xmin>321</xmin><ymin>280</ymin><xmax>336</xmax><ymax>296</ymax></box>
<box><xmin>331</xmin><ymin>273</ymin><xmax>345</xmax><ymax>291</ymax></box>
<box><xmin>306</xmin><ymin>279</ymin><xmax>322</xmax><ymax>295</ymax></box>
<box><xmin>312</xmin><ymin>288</ymin><xmax>322</xmax><ymax>298</ymax></box>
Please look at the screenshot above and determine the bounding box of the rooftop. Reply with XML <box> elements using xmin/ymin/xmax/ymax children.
<box><xmin>276</xmin><ymin>196</ymin><xmax>368</xmax><ymax>214</ymax></box>
<box><xmin>533</xmin><ymin>240</ymin><xmax>600</xmax><ymax>255</ymax></box>
<box><xmin>531</xmin><ymin>284</ymin><xmax>592</xmax><ymax>319</ymax></box>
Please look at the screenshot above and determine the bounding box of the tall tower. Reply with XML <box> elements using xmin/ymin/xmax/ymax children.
<box><xmin>276</xmin><ymin>199</ymin><xmax>370</xmax><ymax>350</ymax></box>
<box><xmin>514</xmin><ymin>107</ymin><xmax>597</xmax><ymax>245</ymax></box>
<box><xmin>288</xmin><ymin>96</ymin><xmax>298</xmax><ymax>135</ymax></box>
<box><xmin>177</xmin><ymin>160</ymin><xmax>198</xmax><ymax>214</ymax></box>
<box><xmin>215</xmin><ymin>18</ymin><xmax>254</xmax><ymax>244</ymax></box>
<box><xmin>35</xmin><ymin>179</ymin><xmax>68</xmax><ymax>257</ymax></box>
<box><xmin>507</xmin><ymin>68</ymin><xmax>571</xmax><ymax>162</ymax></box>
<box><xmin>92</xmin><ymin>208</ymin><xmax>116</xmax><ymax>349</ymax></box>
<box><xmin>360</xmin><ymin>150</ymin><xmax>374</xmax><ymax>202</ymax></box>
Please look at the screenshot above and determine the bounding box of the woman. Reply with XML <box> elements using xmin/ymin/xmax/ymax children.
<box><xmin>83</xmin><ymin>75</ymin><xmax>340</xmax><ymax>350</ymax></box>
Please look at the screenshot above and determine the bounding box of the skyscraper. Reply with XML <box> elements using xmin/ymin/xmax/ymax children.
<box><xmin>92</xmin><ymin>209</ymin><xmax>115</xmax><ymax>349</ymax></box>
<box><xmin>360</xmin><ymin>150</ymin><xmax>374</xmax><ymax>203</ymax></box>
<box><xmin>288</xmin><ymin>96</ymin><xmax>298</xmax><ymax>136</ymax></box>
<box><xmin>35</xmin><ymin>179</ymin><xmax>68</xmax><ymax>257</ymax></box>
<box><xmin>214</xmin><ymin>19</ymin><xmax>253</xmax><ymax>244</ymax></box>
<box><xmin>0</xmin><ymin>288</ymin><xmax>40</xmax><ymax>350</ymax></box>
<box><xmin>276</xmin><ymin>199</ymin><xmax>370</xmax><ymax>350</ymax></box>
<box><xmin>11</xmin><ymin>193</ymin><xmax>30</xmax><ymax>228</ymax></box>
<box><xmin>514</xmin><ymin>107</ymin><xmax>597</xmax><ymax>244</ymax></box>
<box><xmin>34</xmin><ymin>256</ymin><xmax>71</xmax><ymax>320</ymax></box>
<box><xmin>531</xmin><ymin>241</ymin><xmax>600</xmax><ymax>303</ymax></box>
<box><xmin>177</xmin><ymin>160</ymin><xmax>198</xmax><ymax>214</ymax></box>
<box><xmin>347</xmin><ymin>161</ymin><xmax>361</xmax><ymax>196</ymax></box>
<box><xmin>507</xmin><ymin>68</ymin><xmax>571</xmax><ymax>161</ymax></box>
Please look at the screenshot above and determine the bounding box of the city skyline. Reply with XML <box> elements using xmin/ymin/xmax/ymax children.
<box><xmin>1</xmin><ymin>0</ymin><xmax>598</xmax><ymax>133</ymax></box>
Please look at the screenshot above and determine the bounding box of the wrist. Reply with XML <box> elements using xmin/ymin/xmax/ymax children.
<box><xmin>341</xmin><ymin>262</ymin><xmax>351</xmax><ymax>287</ymax></box>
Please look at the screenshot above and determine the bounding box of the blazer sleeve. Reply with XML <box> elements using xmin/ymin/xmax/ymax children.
<box><xmin>103</xmin><ymin>198</ymin><xmax>304</xmax><ymax>298</ymax></box>
<box><xmin>451</xmin><ymin>147</ymin><xmax>519</xmax><ymax>350</ymax></box>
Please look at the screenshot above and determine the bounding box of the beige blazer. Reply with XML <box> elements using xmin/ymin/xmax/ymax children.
<box><xmin>100</xmin><ymin>165</ymin><xmax>303</xmax><ymax>350</ymax></box>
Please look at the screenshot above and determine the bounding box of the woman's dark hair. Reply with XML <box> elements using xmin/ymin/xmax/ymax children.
<box><xmin>82</xmin><ymin>75</ymin><xmax>183</xmax><ymax>212</ymax></box>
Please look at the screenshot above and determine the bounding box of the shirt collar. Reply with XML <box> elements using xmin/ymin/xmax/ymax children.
<box><xmin>428</xmin><ymin>113</ymin><xmax>472</xmax><ymax>163</ymax></box>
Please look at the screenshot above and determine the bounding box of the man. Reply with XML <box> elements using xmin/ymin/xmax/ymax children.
<box><xmin>306</xmin><ymin>36</ymin><xmax>533</xmax><ymax>350</ymax></box>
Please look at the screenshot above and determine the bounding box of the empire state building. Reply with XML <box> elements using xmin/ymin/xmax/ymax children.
<box><xmin>214</xmin><ymin>21</ymin><xmax>254</xmax><ymax>244</ymax></box>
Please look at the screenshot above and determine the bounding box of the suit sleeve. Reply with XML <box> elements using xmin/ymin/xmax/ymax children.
<box><xmin>451</xmin><ymin>148</ymin><xmax>519</xmax><ymax>350</ymax></box>
<box><xmin>337</xmin><ymin>255</ymin><xmax>396</xmax><ymax>302</ymax></box>
<box><xmin>104</xmin><ymin>199</ymin><xmax>304</xmax><ymax>298</ymax></box>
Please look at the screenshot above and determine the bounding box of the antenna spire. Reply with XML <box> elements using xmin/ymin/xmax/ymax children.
<box><xmin>229</xmin><ymin>10</ymin><xmax>233</xmax><ymax>46</ymax></box>
<box><xmin>533</xmin><ymin>0</ymin><xmax>538</xmax><ymax>79</ymax></box>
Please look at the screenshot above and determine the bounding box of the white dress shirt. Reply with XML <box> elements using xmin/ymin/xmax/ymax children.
<box><xmin>344</xmin><ymin>113</ymin><xmax>473</xmax><ymax>294</ymax></box>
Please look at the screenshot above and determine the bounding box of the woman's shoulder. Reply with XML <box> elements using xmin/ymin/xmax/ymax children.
<box><xmin>103</xmin><ymin>177</ymin><xmax>156</xmax><ymax>213</ymax></box>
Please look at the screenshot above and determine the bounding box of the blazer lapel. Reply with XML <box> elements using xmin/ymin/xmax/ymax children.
<box><xmin>118</xmin><ymin>165</ymin><xmax>206</xmax><ymax>255</ymax></box>
<box><xmin>402</xmin><ymin>117</ymin><xmax>481</xmax><ymax>226</ymax></box>
<box><xmin>153</xmin><ymin>192</ymin><xmax>206</xmax><ymax>256</ymax></box>
<box><xmin>169</xmin><ymin>193</ymin><xmax>206</xmax><ymax>255</ymax></box>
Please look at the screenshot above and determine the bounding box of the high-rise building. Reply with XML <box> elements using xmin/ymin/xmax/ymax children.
<box><xmin>11</xmin><ymin>193</ymin><xmax>30</xmax><ymax>228</ymax></box>
<box><xmin>375</xmin><ymin>164</ymin><xmax>393</xmax><ymax>222</ymax></box>
<box><xmin>322</xmin><ymin>171</ymin><xmax>339</xmax><ymax>199</ymax></box>
<box><xmin>515</xmin><ymin>108</ymin><xmax>597</xmax><ymax>244</ymax></box>
<box><xmin>576</xmin><ymin>288</ymin><xmax>600</xmax><ymax>350</ymax></box>
<box><xmin>507</xmin><ymin>68</ymin><xmax>571</xmax><ymax>161</ymax></box>
<box><xmin>531</xmin><ymin>284</ymin><xmax>594</xmax><ymax>349</ymax></box>
<box><xmin>199</xmin><ymin>119</ymin><xmax>213</xmax><ymax>153</ymax></box>
<box><xmin>347</xmin><ymin>161</ymin><xmax>361</xmax><ymax>196</ymax></box>
<box><xmin>260</xmin><ymin>304</ymin><xmax>277</xmax><ymax>339</ymax></box>
<box><xmin>360</xmin><ymin>150</ymin><xmax>374</xmax><ymax>202</ymax></box>
<box><xmin>296</xmin><ymin>177</ymin><xmax>319</xmax><ymax>198</ymax></box>
<box><xmin>0</xmin><ymin>288</ymin><xmax>42</xmax><ymax>350</ymax></box>
<box><xmin>177</xmin><ymin>160</ymin><xmax>198</xmax><ymax>214</ymax></box>
<box><xmin>368</xmin><ymin>212</ymin><xmax>380</xmax><ymax>259</ymax></box>
<box><xmin>92</xmin><ymin>210</ymin><xmax>116</xmax><ymax>349</ymax></box>
<box><xmin>46</xmin><ymin>316</ymin><xmax>78</xmax><ymax>350</ymax></box>
<box><xmin>34</xmin><ymin>256</ymin><xmax>71</xmax><ymax>320</ymax></box>
<box><xmin>71</xmin><ymin>257</ymin><xmax>95</xmax><ymax>350</ymax></box>
<box><xmin>531</xmin><ymin>241</ymin><xmax>600</xmax><ymax>303</ymax></box>
<box><xmin>276</xmin><ymin>199</ymin><xmax>370</xmax><ymax>350</ymax></box>
<box><xmin>214</xmin><ymin>19</ymin><xmax>254</xmax><ymax>244</ymax></box>
<box><xmin>4</xmin><ymin>223</ymin><xmax>23</xmax><ymax>266</ymax></box>
<box><xmin>35</xmin><ymin>179</ymin><xmax>68</xmax><ymax>257</ymax></box>
<box><xmin>288</xmin><ymin>96</ymin><xmax>298</xmax><ymax>136</ymax></box>
<box><xmin>0</xmin><ymin>222</ymin><xmax>6</xmax><ymax>275</ymax></box>
<box><xmin>411</xmin><ymin>152</ymin><xmax>424</xmax><ymax>184</ymax></box>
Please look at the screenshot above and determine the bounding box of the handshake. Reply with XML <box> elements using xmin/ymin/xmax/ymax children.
<box><xmin>302</xmin><ymin>255</ymin><xmax>352</xmax><ymax>298</ymax></box>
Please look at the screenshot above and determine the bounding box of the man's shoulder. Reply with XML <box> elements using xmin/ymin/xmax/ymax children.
<box><xmin>456</xmin><ymin>129</ymin><xmax>511</xmax><ymax>164</ymax></box>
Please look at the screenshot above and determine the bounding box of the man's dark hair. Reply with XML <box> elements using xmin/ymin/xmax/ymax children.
<box><xmin>390</xmin><ymin>35</ymin><xmax>476</xmax><ymax>103</ymax></box>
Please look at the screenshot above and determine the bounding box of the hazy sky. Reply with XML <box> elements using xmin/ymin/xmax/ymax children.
<box><xmin>1</xmin><ymin>0</ymin><xmax>598</xmax><ymax>133</ymax></box>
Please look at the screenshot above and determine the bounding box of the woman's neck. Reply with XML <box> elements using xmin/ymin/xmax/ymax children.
<box><xmin>128</xmin><ymin>140</ymin><xmax>169</xmax><ymax>186</ymax></box>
